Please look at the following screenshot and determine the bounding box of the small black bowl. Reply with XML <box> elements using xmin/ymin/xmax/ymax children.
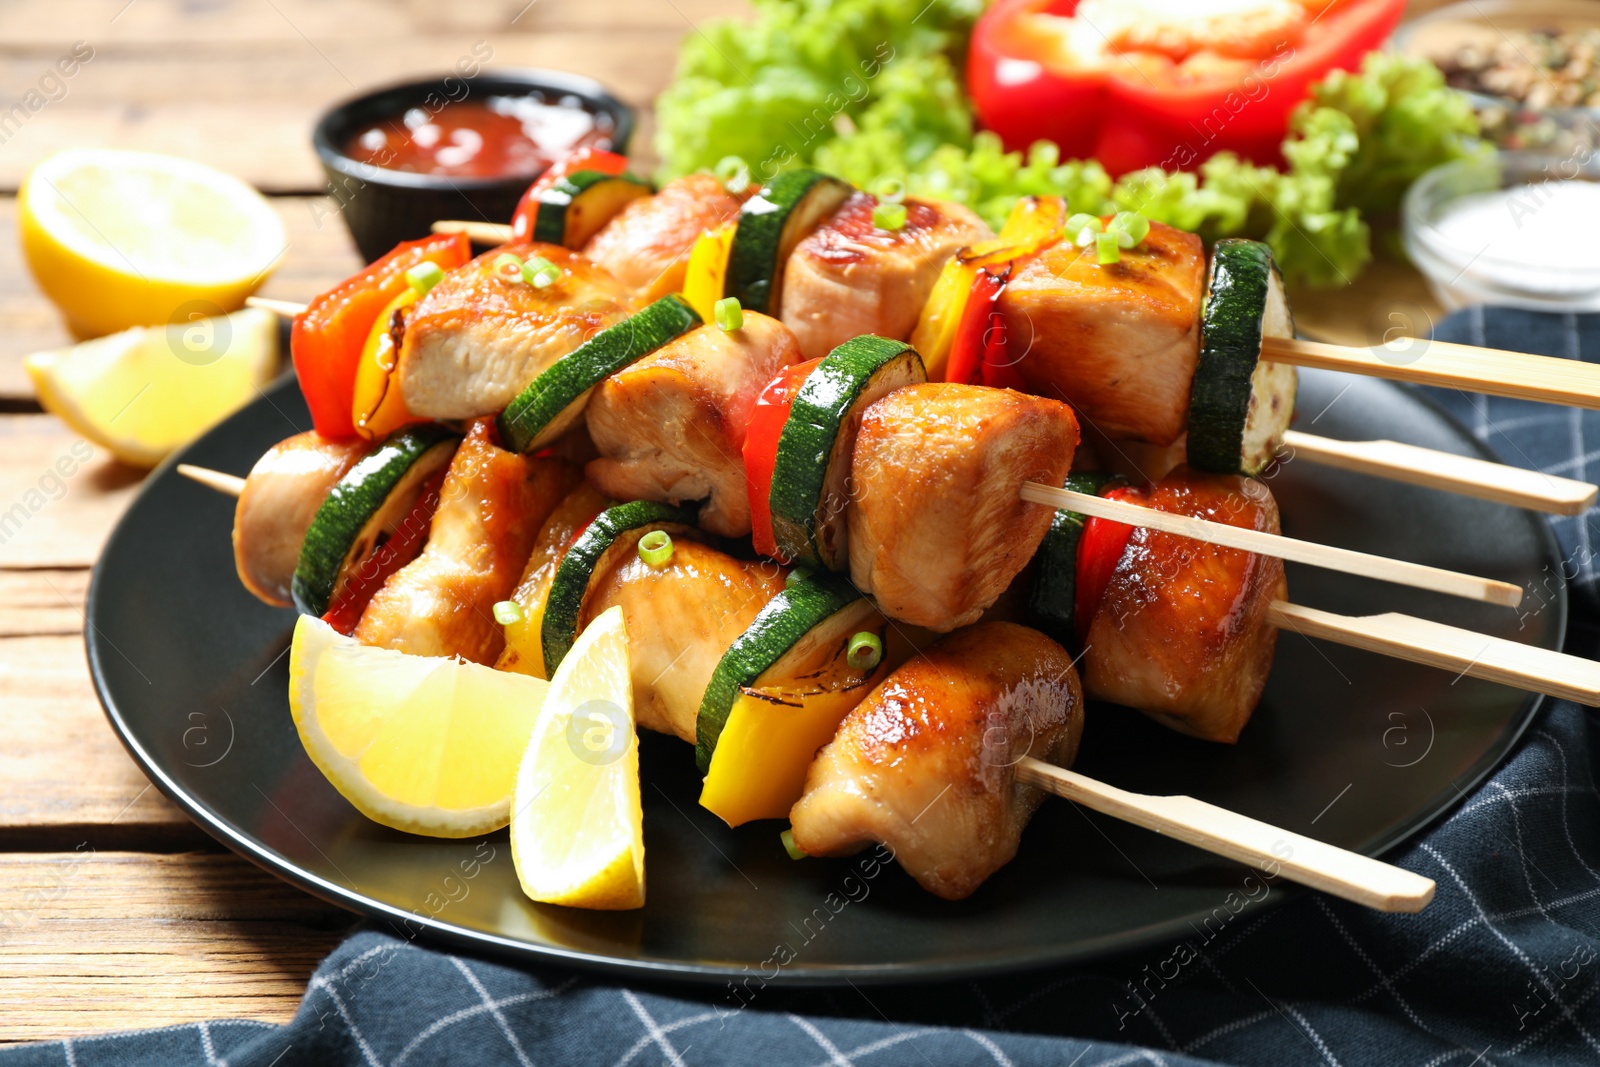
<box><xmin>312</xmin><ymin>68</ymin><xmax>634</xmax><ymax>263</ymax></box>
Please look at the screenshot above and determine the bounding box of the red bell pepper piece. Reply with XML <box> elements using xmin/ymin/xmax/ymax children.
<box><xmin>290</xmin><ymin>233</ymin><xmax>471</xmax><ymax>440</ymax></box>
<box><xmin>509</xmin><ymin>147</ymin><xmax>630</xmax><ymax>242</ymax></box>
<box><xmin>1074</xmin><ymin>484</ymin><xmax>1137</xmax><ymax>643</ymax></box>
<box><xmin>945</xmin><ymin>269</ymin><xmax>1008</xmax><ymax>387</ymax></box>
<box><xmin>744</xmin><ymin>358</ymin><xmax>823</xmax><ymax>561</ymax></box>
<box><xmin>319</xmin><ymin>467</ymin><xmax>449</xmax><ymax>635</ymax></box>
<box><xmin>969</xmin><ymin>0</ymin><xmax>1407</xmax><ymax>175</ymax></box>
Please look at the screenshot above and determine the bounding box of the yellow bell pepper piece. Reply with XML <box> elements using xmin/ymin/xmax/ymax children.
<box><xmin>351</xmin><ymin>286</ymin><xmax>420</xmax><ymax>441</ymax></box>
<box><xmin>681</xmin><ymin>224</ymin><xmax>736</xmax><ymax>324</ymax></box>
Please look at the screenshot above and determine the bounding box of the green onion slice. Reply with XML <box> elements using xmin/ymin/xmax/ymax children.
<box><xmin>846</xmin><ymin>631</ymin><xmax>883</xmax><ymax>670</ymax></box>
<box><xmin>1096</xmin><ymin>230</ymin><xmax>1120</xmax><ymax>264</ymax></box>
<box><xmin>715</xmin><ymin>155</ymin><xmax>751</xmax><ymax>195</ymax></box>
<box><xmin>1110</xmin><ymin>211</ymin><xmax>1150</xmax><ymax>247</ymax></box>
<box><xmin>405</xmin><ymin>261</ymin><xmax>445</xmax><ymax>297</ymax></box>
<box><xmin>492</xmin><ymin>600</ymin><xmax>524</xmax><ymax>626</ymax></box>
<box><xmin>873</xmin><ymin>176</ymin><xmax>906</xmax><ymax>204</ymax></box>
<box><xmin>493</xmin><ymin>252</ymin><xmax>524</xmax><ymax>280</ymax></box>
<box><xmin>714</xmin><ymin>296</ymin><xmax>743</xmax><ymax>332</ymax></box>
<box><xmin>784</xmin><ymin>565</ymin><xmax>813</xmax><ymax>588</ymax></box>
<box><xmin>780</xmin><ymin>827</ymin><xmax>807</xmax><ymax>860</ymax></box>
<box><xmin>638</xmin><ymin>529</ymin><xmax>675</xmax><ymax>568</ymax></box>
<box><xmin>872</xmin><ymin>202</ymin><xmax>907</xmax><ymax>232</ymax></box>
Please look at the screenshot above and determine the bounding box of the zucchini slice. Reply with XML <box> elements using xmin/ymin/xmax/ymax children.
<box><xmin>1186</xmin><ymin>239</ymin><xmax>1298</xmax><ymax>476</ymax></box>
<box><xmin>1027</xmin><ymin>471</ymin><xmax>1122</xmax><ymax>650</ymax></box>
<box><xmin>531</xmin><ymin>170</ymin><xmax>653</xmax><ymax>249</ymax></box>
<box><xmin>291</xmin><ymin>425</ymin><xmax>458</xmax><ymax>617</ymax></box>
<box><xmin>694</xmin><ymin>573</ymin><xmax>871</xmax><ymax>772</ymax></box>
<box><xmin>724</xmin><ymin>169</ymin><xmax>853</xmax><ymax>316</ymax></box>
<box><xmin>540</xmin><ymin>500</ymin><xmax>701</xmax><ymax>676</ymax></box>
<box><xmin>498</xmin><ymin>294</ymin><xmax>702</xmax><ymax>453</ymax></box>
<box><xmin>768</xmin><ymin>336</ymin><xmax>926</xmax><ymax>570</ymax></box>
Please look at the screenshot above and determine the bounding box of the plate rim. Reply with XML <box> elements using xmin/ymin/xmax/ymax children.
<box><xmin>83</xmin><ymin>373</ymin><xmax>1567</xmax><ymax>986</ymax></box>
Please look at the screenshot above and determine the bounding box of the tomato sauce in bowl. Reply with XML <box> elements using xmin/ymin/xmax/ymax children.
<box><xmin>343</xmin><ymin>95</ymin><xmax>616</xmax><ymax>180</ymax></box>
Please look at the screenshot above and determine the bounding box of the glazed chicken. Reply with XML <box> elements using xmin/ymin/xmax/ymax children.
<box><xmin>781</xmin><ymin>194</ymin><xmax>992</xmax><ymax>361</ymax></box>
<box><xmin>584</xmin><ymin>314</ymin><xmax>803</xmax><ymax>537</ymax></box>
<box><xmin>582</xmin><ymin>172</ymin><xmax>744</xmax><ymax>299</ymax></box>
<box><xmin>848</xmin><ymin>383</ymin><xmax>1079</xmax><ymax>631</ymax></box>
<box><xmin>396</xmin><ymin>243</ymin><xmax>635</xmax><ymax>420</ymax></box>
<box><xmin>1081</xmin><ymin>465</ymin><xmax>1287</xmax><ymax>743</ymax></box>
<box><xmin>790</xmin><ymin>622</ymin><xmax>1085</xmax><ymax>901</ymax></box>
<box><xmin>232</xmin><ymin>432</ymin><xmax>370</xmax><ymax>607</ymax></box>
<box><xmin>578</xmin><ymin>540</ymin><xmax>785</xmax><ymax>741</ymax></box>
<box><xmin>353</xmin><ymin>422</ymin><xmax>579</xmax><ymax>664</ymax></box>
<box><xmin>996</xmin><ymin>220</ymin><xmax>1206</xmax><ymax>446</ymax></box>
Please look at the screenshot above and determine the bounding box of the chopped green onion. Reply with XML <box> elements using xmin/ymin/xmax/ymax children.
<box><xmin>780</xmin><ymin>827</ymin><xmax>807</xmax><ymax>860</ymax></box>
<box><xmin>873</xmin><ymin>176</ymin><xmax>906</xmax><ymax>204</ymax></box>
<box><xmin>492</xmin><ymin>600</ymin><xmax>523</xmax><ymax>626</ymax></box>
<box><xmin>637</xmin><ymin>529</ymin><xmax>674</xmax><ymax>568</ymax></box>
<box><xmin>715</xmin><ymin>155</ymin><xmax>751</xmax><ymax>195</ymax></box>
<box><xmin>872</xmin><ymin>202</ymin><xmax>907</xmax><ymax>231</ymax></box>
<box><xmin>405</xmin><ymin>261</ymin><xmax>445</xmax><ymax>297</ymax></box>
<box><xmin>784</xmin><ymin>565</ymin><xmax>813</xmax><ymax>588</ymax></box>
<box><xmin>714</xmin><ymin>296</ymin><xmax>743</xmax><ymax>332</ymax></box>
<box><xmin>521</xmin><ymin>255</ymin><xmax>561</xmax><ymax>288</ymax></box>
<box><xmin>846</xmin><ymin>631</ymin><xmax>883</xmax><ymax>671</ymax></box>
<box><xmin>493</xmin><ymin>252</ymin><xmax>524</xmax><ymax>279</ymax></box>
<box><xmin>1110</xmin><ymin>211</ymin><xmax>1150</xmax><ymax>247</ymax></box>
<box><xmin>1066</xmin><ymin>213</ymin><xmax>1102</xmax><ymax>247</ymax></box>
<box><xmin>1096</xmin><ymin>230</ymin><xmax>1121</xmax><ymax>265</ymax></box>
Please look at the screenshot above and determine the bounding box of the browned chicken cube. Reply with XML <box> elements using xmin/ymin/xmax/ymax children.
<box><xmin>1082</xmin><ymin>466</ymin><xmax>1286</xmax><ymax>743</ymax></box>
<box><xmin>232</xmin><ymin>432</ymin><xmax>370</xmax><ymax>607</ymax></box>
<box><xmin>781</xmin><ymin>193</ymin><xmax>992</xmax><ymax>360</ymax></box>
<box><xmin>583</xmin><ymin>314</ymin><xmax>803</xmax><ymax>537</ymax></box>
<box><xmin>997</xmin><ymin>220</ymin><xmax>1206</xmax><ymax>446</ymax></box>
<box><xmin>579</xmin><ymin>540</ymin><xmax>785</xmax><ymax>741</ymax></box>
<box><xmin>583</xmin><ymin>173</ymin><xmax>744</xmax><ymax>300</ymax></box>
<box><xmin>353</xmin><ymin>421</ymin><xmax>580</xmax><ymax>664</ymax></box>
<box><xmin>848</xmin><ymin>383</ymin><xmax>1079</xmax><ymax>631</ymax></box>
<box><xmin>790</xmin><ymin>621</ymin><xmax>1085</xmax><ymax>901</ymax></box>
<box><xmin>396</xmin><ymin>243</ymin><xmax>634</xmax><ymax>420</ymax></box>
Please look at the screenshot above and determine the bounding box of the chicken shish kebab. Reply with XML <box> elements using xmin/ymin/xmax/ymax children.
<box><xmin>419</xmin><ymin>152</ymin><xmax>1599</xmax><ymax>513</ymax></box>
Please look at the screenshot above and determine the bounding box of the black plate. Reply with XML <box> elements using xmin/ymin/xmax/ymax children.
<box><xmin>87</xmin><ymin>370</ymin><xmax>1564</xmax><ymax>984</ymax></box>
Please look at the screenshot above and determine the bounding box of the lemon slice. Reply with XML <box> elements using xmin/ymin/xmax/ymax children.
<box><xmin>288</xmin><ymin>615</ymin><xmax>549</xmax><ymax>837</ymax></box>
<box><xmin>20</xmin><ymin>148</ymin><xmax>286</xmax><ymax>338</ymax></box>
<box><xmin>511</xmin><ymin>605</ymin><xmax>645</xmax><ymax>910</ymax></box>
<box><xmin>25</xmin><ymin>307</ymin><xmax>278</xmax><ymax>468</ymax></box>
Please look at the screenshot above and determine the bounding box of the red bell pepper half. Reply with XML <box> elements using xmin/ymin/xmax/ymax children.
<box><xmin>744</xmin><ymin>358</ymin><xmax>823</xmax><ymax>561</ymax></box>
<box><xmin>968</xmin><ymin>0</ymin><xmax>1407</xmax><ymax>175</ymax></box>
<box><xmin>1074</xmin><ymin>484</ymin><xmax>1137</xmax><ymax>643</ymax></box>
<box><xmin>290</xmin><ymin>233</ymin><xmax>471</xmax><ymax>440</ymax></box>
<box><xmin>509</xmin><ymin>147</ymin><xmax>631</xmax><ymax>243</ymax></box>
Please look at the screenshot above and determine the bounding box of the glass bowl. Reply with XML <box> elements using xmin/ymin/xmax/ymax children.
<box><xmin>1402</xmin><ymin>149</ymin><xmax>1600</xmax><ymax>312</ymax></box>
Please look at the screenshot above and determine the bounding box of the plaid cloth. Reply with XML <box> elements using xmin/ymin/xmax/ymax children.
<box><xmin>9</xmin><ymin>306</ymin><xmax>1600</xmax><ymax>1067</ymax></box>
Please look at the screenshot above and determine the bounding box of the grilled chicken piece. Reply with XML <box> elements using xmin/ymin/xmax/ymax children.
<box><xmin>584</xmin><ymin>315</ymin><xmax>803</xmax><ymax>537</ymax></box>
<box><xmin>1082</xmin><ymin>465</ymin><xmax>1286</xmax><ymax>743</ymax></box>
<box><xmin>233</xmin><ymin>432</ymin><xmax>369</xmax><ymax>607</ymax></box>
<box><xmin>354</xmin><ymin>422</ymin><xmax>580</xmax><ymax>664</ymax></box>
<box><xmin>583</xmin><ymin>173</ymin><xmax>743</xmax><ymax>300</ymax></box>
<box><xmin>790</xmin><ymin>622</ymin><xmax>1084</xmax><ymax>901</ymax></box>
<box><xmin>848</xmin><ymin>383</ymin><xmax>1079</xmax><ymax>631</ymax></box>
<box><xmin>781</xmin><ymin>193</ymin><xmax>992</xmax><ymax>361</ymax></box>
<box><xmin>396</xmin><ymin>244</ymin><xmax>635</xmax><ymax>420</ymax></box>
<box><xmin>579</xmin><ymin>541</ymin><xmax>785</xmax><ymax>741</ymax></box>
<box><xmin>996</xmin><ymin>220</ymin><xmax>1206</xmax><ymax>446</ymax></box>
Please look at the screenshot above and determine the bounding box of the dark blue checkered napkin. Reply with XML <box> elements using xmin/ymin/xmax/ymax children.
<box><xmin>9</xmin><ymin>307</ymin><xmax>1600</xmax><ymax>1067</ymax></box>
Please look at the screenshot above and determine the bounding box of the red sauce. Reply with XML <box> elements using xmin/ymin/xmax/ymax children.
<box><xmin>343</xmin><ymin>95</ymin><xmax>614</xmax><ymax>179</ymax></box>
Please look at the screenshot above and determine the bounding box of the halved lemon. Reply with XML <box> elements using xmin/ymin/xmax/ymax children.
<box><xmin>19</xmin><ymin>148</ymin><xmax>286</xmax><ymax>338</ymax></box>
<box><xmin>511</xmin><ymin>605</ymin><xmax>645</xmax><ymax>910</ymax></box>
<box><xmin>25</xmin><ymin>307</ymin><xmax>278</xmax><ymax>468</ymax></box>
<box><xmin>288</xmin><ymin>615</ymin><xmax>549</xmax><ymax>837</ymax></box>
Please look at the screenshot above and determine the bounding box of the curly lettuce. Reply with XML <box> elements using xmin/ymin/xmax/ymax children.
<box><xmin>654</xmin><ymin>8</ymin><xmax>1483</xmax><ymax>288</ymax></box>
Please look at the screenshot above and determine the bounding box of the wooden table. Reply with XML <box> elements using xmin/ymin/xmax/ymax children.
<box><xmin>0</xmin><ymin>0</ymin><xmax>1448</xmax><ymax>1044</ymax></box>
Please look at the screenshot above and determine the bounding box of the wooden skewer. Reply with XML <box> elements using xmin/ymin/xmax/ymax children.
<box><xmin>1264</xmin><ymin>335</ymin><xmax>1600</xmax><ymax>410</ymax></box>
<box><xmin>1017</xmin><ymin>759</ymin><xmax>1434</xmax><ymax>912</ymax></box>
<box><xmin>432</xmin><ymin>220</ymin><xmax>514</xmax><ymax>244</ymax></box>
<box><xmin>176</xmin><ymin>464</ymin><xmax>245</xmax><ymax>497</ymax></box>
<box><xmin>244</xmin><ymin>296</ymin><xmax>308</xmax><ymax>318</ymax></box>
<box><xmin>1281</xmin><ymin>431</ymin><xmax>1597</xmax><ymax>516</ymax></box>
<box><xmin>1022</xmin><ymin>483</ymin><xmax>1522</xmax><ymax>607</ymax></box>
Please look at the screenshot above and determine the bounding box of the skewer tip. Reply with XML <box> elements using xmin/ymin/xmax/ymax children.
<box><xmin>177</xmin><ymin>464</ymin><xmax>245</xmax><ymax>499</ymax></box>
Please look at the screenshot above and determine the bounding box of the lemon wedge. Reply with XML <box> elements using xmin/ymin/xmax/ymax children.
<box><xmin>511</xmin><ymin>605</ymin><xmax>645</xmax><ymax>910</ymax></box>
<box><xmin>288</xmin><ymin>615</ymin><xmax>549</xmax><ymax>837</ymax></box>
<box><xmin>25</xmin><ymin>307</ymin><xmax>278</xmax><ymax>468</ymax></box>
<box><xmin>20</xmin><ymin>148</ymin><xmax>286</xmax><ymax>338</ymax></box>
